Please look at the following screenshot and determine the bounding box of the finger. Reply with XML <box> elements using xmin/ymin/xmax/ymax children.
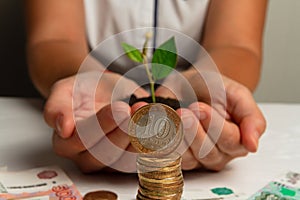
<box><xmin>53</xmin><ymin>124</ymin><xmax>131</xmax><ymax>173</ymax></box>
<box><xmin>53</xmin><ymin>102</ymin><xmax>130</xmax><ymax>156</ymax></box>
<box><xmin>86</xmin><ymin>119</ymin><xmax>131</xmax><ymax>168</ymax></box>
<box><xmin>177</xmin><ymin>139</ymin><xmax>201</xmax><ymax>170</ymax></box>
<box><xmin>178</xmin><ymin>108</ymin><xmax>229</xmax><ymax>171</ymax></box>
<box><xmin>53</xmin><ymin>132</ymin><xmax>133</xmax><ymax>173</ymax></box>
<box><xmin>131</xmin><ymin>102</ymin><xmax>149</xmax><ymax>114</ymax></box>
<box><xmin>44</xmin><ymin>81</ymin><xmax>75</xmax><ymax>138</ymax></box>
<box><xmin>77</xmin><ymin>101</ymin><xmax>131</xmax><ymax>149</ymax></box>
<box><xmin>53</xmin><ymin>102</ymin><xmax>132</xmax><ymax>173</ymax></box>
<box><xmin>182</xmin><ymin>149</ymin><xmax>201</xmax><ymax>171</ymax></box>
<box><xmin>73</xmin><ymin>148</ymin><xmax>107</xmax><ymax>173</ymax></box>
<box><xmin>52</xmin><ymin>130</ymin><xmax>84</xmax><ymax>159</ymax></box>
<box><xmin>111</xmin><ymin>74</ymin><xmax>149</xmax><ymax>100</ymax></box>
<box><xmin>110</xmin><ymin>144</ymin><xmax>137</xmax><ymax>173</ymax></box>
<box><xmin>226</xmin><ymin>85</ymin><xmax>267</xmax><ymax>152</ymax></box>
<box><xmin>134</xmin><ymin>87</ymin><xmax>150</xmax><ymax>99</ymax></box>
<box><xmin>155</xmin><ymin>71</ymin><xmax>196</xmax><ymax>102</ymax></box>
<box><xmin>155</xmin><ymin>85</ymin><xmax>177</xmax><ymax>99</ymax></box>
<box><xmin>189</xmin><ymin>102</ymin><xmax>248</xmax><ymax>157</ymax></box>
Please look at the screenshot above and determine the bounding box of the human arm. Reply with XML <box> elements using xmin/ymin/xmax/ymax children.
<box><xmin>202</xmin><ymin>0</ymin><xmax>268</xmax><ymax>91</ymax></box>
<box><xmin>25</xmin><ymin>0</ymin><xmax>89</xmax><ymax>97</ymax></box>
<box><xmin>25</xmin><ymin>0</ymin><xmax>149</xmax><ymax>172</ymax></box>
<box><xmin>155</xmin><ymin>0</ymin><xmax>268</xmax><ymax>170</ymax></box>
<box><xmin>195</xmin><ymin>0</ymin><xmax>268</xmax><ymax>151</ymax></box>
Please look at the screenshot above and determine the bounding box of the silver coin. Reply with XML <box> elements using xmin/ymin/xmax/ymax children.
<box><xmin>128</xmin><ymin>103</ymin><xmax>183</xmax><ymax>154</ymax></box>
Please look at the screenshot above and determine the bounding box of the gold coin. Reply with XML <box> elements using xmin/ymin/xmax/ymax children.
<box><xmin>138</xmin><ymin>188</ymin><xmax>182</xmax><ymax>199</ymax></box>
<box><xmin>128</xmin><ymin>103</ymin><xmax>183</xmax><ymax>154</ymax></box>
<box><xmin>83</xmin><ymin>190</ymin><xmax>118</xmax><ymax>200</ymax></box>
<box><xmin>137</xmin><ymin>163</ymin><xmax>181</xmax><ymax>174</ymax></box>
<box><xmin>138</xmin><ymin>170</ymin><xmax>183</xmax><ymax>181</ymax></box>
<box><xmin>138</xmin><ymin>175</ymin><xmax>183</xmax><ymax>184</ymax></box>
<box><xmin>136</xmin><ymin>191</ymin><xmax>154</xmax><ymax>200</ymax></box>
<box><xmin>139</xmin><ymin>179</ymin><xmax>184</xmax><ymax>188</ymax></box>
<box><xmin>136</xmin><ymin>162</ymin><xmax>181</xmax><ymax>172</ymax></box>
<box><xmin>139</xmin><ymin>181</ymin><xmax>184</xmax><ymax>191</ymax></box>
<box><xmin>137</xmin><ymin>160</ymin><xmax>181</xmax><ymax>170</ymax></box>
<box><xmin>137</xmin><ymin>153</ymin><xmax>181</xmax><ymax>168</ymax></box>
<box><xmin>137</xmin><ymin>188</ymin><xmax>182</xmax><ymax>200</ymax></box>
<box><xmin>139</xmin><ymin>168</ymin><xmax>182</xmax><ymax>179</ymax></box>
<box><xmin>139</xmin><ymin>188</ymin><xmax>183</xmax><ymax>197</ymax></box>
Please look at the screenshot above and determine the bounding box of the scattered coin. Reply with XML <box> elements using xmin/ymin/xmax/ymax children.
<box><xmin>83</xmin><ymin>190</ymin><xmax>118</xmax><ymax>200</ymax></box>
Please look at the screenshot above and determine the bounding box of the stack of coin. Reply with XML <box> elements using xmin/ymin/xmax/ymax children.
<box><xmin>136</xmin><ymin>153</ymin><xmax>183</xmax><ymax>200</ymax></box>
<box><xmin>128</xmin><ymin>103</ymin><xmax>184</xmax><ymax>200</ymax></box>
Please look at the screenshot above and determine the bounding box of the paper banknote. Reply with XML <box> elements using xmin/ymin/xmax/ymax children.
<box><xmin>0</xmin><ymin>166</ymin><xmax>81</xmax><ymax>200</ymax></box>
<box><xmin>181</xmin><ymin>187</ymin><xmax>247</xmax><ymax>200</ymax></box>
<box><xmin>248</xmin><ymin>171</ymin><xmax>300</xmax><ymax>200</ymax></box>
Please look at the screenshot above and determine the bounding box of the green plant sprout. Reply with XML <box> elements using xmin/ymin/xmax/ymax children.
<box><xmin>121</xmin><ymin>33</ymin><xmax>177</xmax><ymax>103</ymax></box>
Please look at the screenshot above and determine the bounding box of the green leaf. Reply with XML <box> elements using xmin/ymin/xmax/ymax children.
<box><xmin>121</xmin><ymin>43</ymin><xmax>143</xmax><ymax>63</ymax></box>
<box><xmin>151</xmin><ymin>37</ymin><xmax>177</xmax><ymax>80</ymax></box>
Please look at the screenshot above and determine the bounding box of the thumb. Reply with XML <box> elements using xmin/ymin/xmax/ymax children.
<box><xmin>155</xmin><ymin>85</ymin><xmax>177</xmax><ymax>99</ymax></box>
<box><xmin>44</xmin><ymin>85</ymin><xmax>75</xmax><ymax>139</ymax></box>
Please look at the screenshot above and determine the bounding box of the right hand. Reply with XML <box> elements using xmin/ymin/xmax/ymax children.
<box><xmin>155</xmin><ymin>71</ymin><xmax>266</xmax><ymax>171</ymax></box>
<box><xmin>44</xmin><ymin>71</ymin><xmax>149</xmax><ymax>172</ymax></box>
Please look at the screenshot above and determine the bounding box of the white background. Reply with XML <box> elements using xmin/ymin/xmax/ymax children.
<box><xmin>254</xmin><ymin>0</ymin><xmax>300</xmax><ymax>103</ymax></box>
<box><xmin>0</xmin><ymin>0</ymin><xmax>299</xmax><ymax>102</ymax></box>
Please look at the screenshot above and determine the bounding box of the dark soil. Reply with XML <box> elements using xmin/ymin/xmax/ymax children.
<box><xmin>127</xmin><ymin>94</ymin><xmax>188</xmax><ymax>110</ymax></box>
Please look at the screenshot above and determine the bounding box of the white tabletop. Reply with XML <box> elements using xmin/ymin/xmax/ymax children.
<box><xmin>0</xmin><ymin>97</ymin><xmax>300</xmax><ymax>199</ymax></box>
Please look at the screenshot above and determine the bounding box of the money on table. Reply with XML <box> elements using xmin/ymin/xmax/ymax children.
<box><xmin>0</xmin><ymin>166</ymin><xmax>81</xmax><ymax>200</ymax></box>
<box><xmin>248</xmin><ymin>171</ymin><xmax>300</xmax><ymax>200</ymax></box>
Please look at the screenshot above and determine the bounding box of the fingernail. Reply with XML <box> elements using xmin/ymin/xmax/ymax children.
<box><xmin>182</xmin><ymin>115</ymin><xmax>195</xmax><ymax>129</ymax></box>
<box><xmin>191</xmin><ymin>108</ymin><xmax>207</xmax><ymax>121</ymax></box>
<box><xmin>56</xmin><ymin>115</ymin><xmax>63</xmax><ymax>136</ymax></box>
<box><xmin>250</xmin><ymin>131</ymin><xmax>260</xmax><ymax>152</ymax></box>
<box><xmin>111</xmin><ymin>104</ymin><xmax>130</xmax><ymax>123</ymax></box>
<box><xmin>113</xmin><ymin>111</ymin><xmax>130</xmax><ymax>123</ymax></box>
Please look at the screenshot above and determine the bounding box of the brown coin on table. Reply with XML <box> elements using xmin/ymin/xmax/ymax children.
<box><xmin>128</xmin><ymin>103</ymin><xmax>183</xmax><ymax>154</ymax></box>
<box><xmin>83</xmin><ymin>190</ymin><xmax>118</xmax><ymax>200</ymax></box>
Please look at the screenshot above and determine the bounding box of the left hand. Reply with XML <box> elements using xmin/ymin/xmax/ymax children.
<box><xmin>155</xmin><ymin>71</ymin><xmax>266</xmax><ymax>171</ymax></box>
<box><xmin>44</xmin><ymin>71</ymin><xmax>149</xmax><ymax>172</ymax></box>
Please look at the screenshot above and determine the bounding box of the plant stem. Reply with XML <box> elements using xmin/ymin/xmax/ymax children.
<box><xmin>142</xmin><ymin>54</ymin><xmax>156</xmax><ymax>103</ymax></box>
<box><xmin>142</xmin><ymin>32</ymin><xmax>156</xmax><ymax>103</ymax></box>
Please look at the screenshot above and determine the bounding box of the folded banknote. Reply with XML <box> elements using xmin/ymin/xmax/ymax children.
<box><xmin>0</xmin><ymin>166</ymin><xmax>81</xmax><ymax>200</ymax></box>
